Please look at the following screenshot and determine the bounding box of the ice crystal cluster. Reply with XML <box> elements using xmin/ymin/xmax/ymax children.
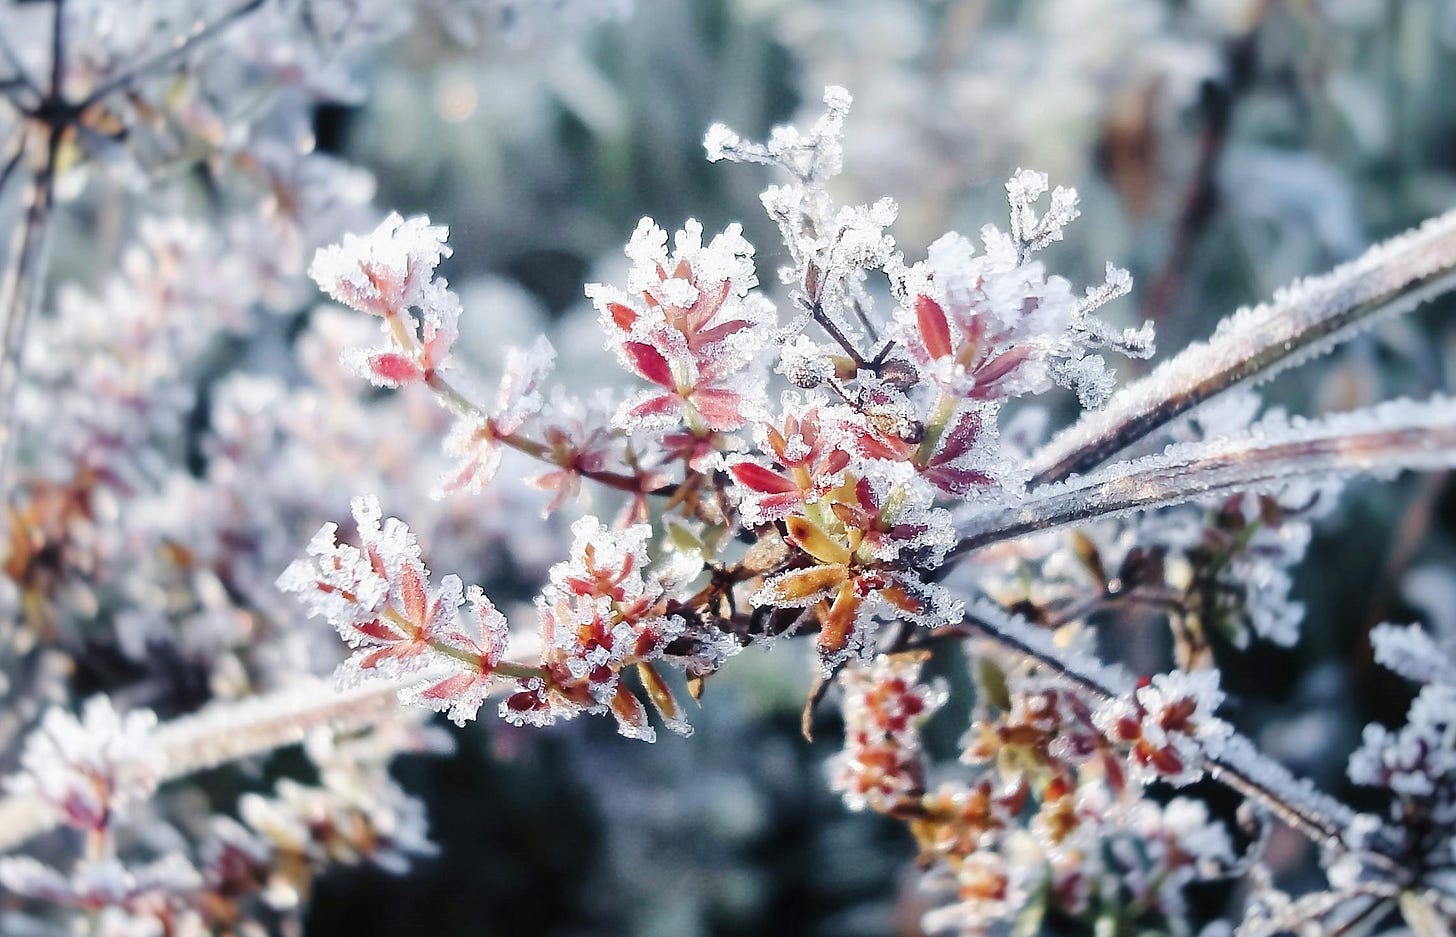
<box><xmin>3</xmin><ymin>2</ymin><xmax>1456</xmax><ymax>936</ymax></box>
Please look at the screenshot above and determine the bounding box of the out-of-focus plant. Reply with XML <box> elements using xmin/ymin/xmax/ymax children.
<box><xmin>0</xmin><ymin>1</ymin><xmax>626</xmax><ymax>934</ymax></box>
<box><xmin>2</xmin><ymin>2</ymin><xmax>1456</xmax><ymax>936</ymax></box>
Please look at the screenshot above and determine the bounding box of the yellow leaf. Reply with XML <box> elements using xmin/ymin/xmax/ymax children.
<box><xmin>761</xmin><ymin>563</ymin><xmax>849</xmax><ymax>603</ymax></box>
<box><xmin>785</xmin><ymin>515</ymin><xmax>850</xmax><ymax>566</ymax></box>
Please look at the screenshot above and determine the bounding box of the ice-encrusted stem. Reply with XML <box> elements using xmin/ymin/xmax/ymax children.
<box><xmin>954</xmin><ymin>397</ymin><xmax>1456</xmax><ymax>556</ymax></box>
<box><xmin>1030</xmin><ymin>208</ymin><xmax>1456</xmax><ymax>485</ymax></box>
<box><xmin>961</xmin><ymin>601</ymin><xmax>1373</xmax><ymax>857</ymax></box>
<box><xmin>0</xmin><ymin>668</ymin><xmax>447</xmax><ymax>854</ymax></box>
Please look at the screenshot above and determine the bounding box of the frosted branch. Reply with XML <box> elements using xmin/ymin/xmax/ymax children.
<box><xmin>1209</xmin><ymin>735</ymin><xmax>1358</xmax><ymax>852</ymax></box>
<box><xmin>1030</xmin><ymin>208</ymin><xmax>1456</xmax><ymax>484</ymax></box>
<box><xmin>958</xmin><ymin>397</ymin><xmax>1456</xmax><ymax>553</ymax></box>
<box><xmin>0</xmin><ymin>668</ymin><xmax>448</xmax><ymax>855</ymax></box>
<box><xmin>961</xmin><ymin>598</ymin><xmax>1133</xmax><ymax>698</ymax></box>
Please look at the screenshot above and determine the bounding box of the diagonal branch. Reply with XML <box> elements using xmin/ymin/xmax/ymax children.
<box><xmin>955</xmin><ymin>397</ymin><xmax>1456</xmax><ymax>556</ymax></box>
<box><xmin>1030</xmin><ymin>208</ymin><xmax>1456</xmax><ymax>485</ymax></box>
<box><xmin>0</xmin><ymin>668</ymin><xmax>448</xmax><ymax>855</ymax></box>
<box><xmin>73</xmin><ymin>0</ymin><xmax>266</xmax><ymax>113</ymax></box>
<box><xmin>0</xmin><ymin>131</ymin><xmax>59</xmax><ymax>491</ymax></box>
<box><xmin>0</xmin><ymin>13</ymin><xmax>42</xmax><ymax>105</ymax></box>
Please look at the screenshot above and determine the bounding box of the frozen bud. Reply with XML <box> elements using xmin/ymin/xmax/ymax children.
<box><xmin>876</xmin><ymin>357</ymin><xmax>919</xmax><ymax>392</ymax></box>
<box><xmin>7</xmin><ymin>697</ymin><xmax>162</xmax><ymax>832</ymax></box>
<box><xmin>822</xmin><ymin>85</ymin><xmax>853</xmax><ymax>115</ymax></box>
<box><xmin>778</xmin><ymin>335</ymin><xmax>834</xmax><ymax>388</ymax></box>
<box><xmin>1348</xmin><ymin>683</ymin><xmax>1456</xmax><ymax>798</ymax></box>
<box><xmin>703</xmin><ymin>123</ymin><xmax>740</xmax><ymax>162</ymax></box>
<box><xmin>310</xmin><ymin>213</ymin><xmax>451</xmax><ymax>317</ymax></box>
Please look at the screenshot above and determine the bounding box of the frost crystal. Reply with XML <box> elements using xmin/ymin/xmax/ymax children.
<box><xmin>1370</xmin><ymin>622</ymin><xmax>1456</xmax><ymax>686</ymax></box>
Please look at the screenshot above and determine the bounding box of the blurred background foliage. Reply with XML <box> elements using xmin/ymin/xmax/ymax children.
<box><xmin>281</xmin><ymin>1</ymin><xmax>1456</xmax><ymax>933</ymax></box>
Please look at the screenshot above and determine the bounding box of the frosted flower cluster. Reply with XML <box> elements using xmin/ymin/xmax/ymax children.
<box><xmin>1348</xmin><ymin>625</ymin><xmax>1456</xmax><ymax>890</ymax></box>
<box><xmin>1096</xmin><ymin>670</ymin><xmax>1232</xmax><ymax>786</ymax></box>
<box><xmin>0</xmin><ymin>3</ymin><xmax>632</xmax><ymax>935</ymax></box>
<box><xmin>267</xmin><ymin>85</ymin><xmax>1456</xmax><ymax>935</ymax></box>
<box><xmin>827</xmin><ymin>653</ymin><xmax>946</xmax><ymax>813</ymax></box>
<box><xmin>310</xmin><ymin>213</ymin><xmax>462</xmax><ymax>387</ymax></box>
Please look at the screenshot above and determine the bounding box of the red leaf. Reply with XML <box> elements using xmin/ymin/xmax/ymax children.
<box><xmin>730</xmin><ymin>461</ymin><xmax>798</xmax><ymax>495</ymax></box>
<box><xmin>849</xmin><ymin>423</ymin><xmax>914</xmax><ymax>462</ymax></box>
<box><xmin>369</xmin><ymin>352</ymin><xmax>423</xmax><ymax>385</ymax></box>
<box><xmin>398</xmin><ymin>561</ymin><xmax>427</xmax><ymax>628</ymax></box>
<box><xmin>922</xmin><ymin>464</ymin><xmax>995</xmax><ymax>496</ymax></box>
<box><xmin>624</xmin><ymin>341</ymin><xmax>674</xmax><ymax>388</ymax></box>
<box><xmin>359</xmin><ymin>645</ymin><xmax>417</xmax><ymax>671</ymax></box>
<box><xmin>932</xmin><ymin>407</ymin><xmax>985</xmax><ymax>463</ymax></box>
<box><xmin>693</xmin><ymin>318</ymin><xmax>751</xmax><ymax>348</ymax></box>
<box><xmin>624</xmin><ymin>392</ymin><xmax>681</xmax><ymax>422</ymax></box>
<box><xmin>971</xmin><ymin>346</ymin><xmax>1032</xmax><ymax>393</ymax></box>
<box><xmin>690</xmin><ymin>386</ymin><xmax>747</xmax><ymax>430</ymax></box>
<box><xmin>420</xmin><ymin>672</ymin><xmax>481</xmax><ymax>700</ymax></box>
<box><xmin>354</xmin><ymin>619</ymin><xmax>400</xmax><ymax>643</ymax></box>
<box><xmin>915</xmin><ymin>295</ymin><xmax>953</xmax><ymax>360</ymax></box>
<box><xmin>608</xmin><ymin>302</ymin><xmax>638</xmax><ymax>331</ymax></box>
<box><xmin>751</xmin><ymin>490</ymin><xmax>806</xmax><ymax>520</ymax></box>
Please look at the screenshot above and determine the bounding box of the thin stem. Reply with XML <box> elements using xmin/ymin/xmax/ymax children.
<box><xmin>1029</xmin><ymin>208</ymin><xmax>1456</xmax><ymax>485</ymax></box>
<box><xmin>423</xmin><ymin>370</ymin><xmax>677</xmax><ymax>498</ymax></box>
<box><xmin>72</xmin><ymin>0</ymin><xmax>266</xmax><ymax>112</ymax></box>
<box><xmin>847</xmin><ymin>296</ymin><xmax>880</xmax><ymax>344</ymax></box>
<box><xmin>378</xmin><ymin>605</ymin><xmax>544</xmax><ymax>681</ymax></box>
<box><xmin>49</xmin><ymin>0</ymin><xmax>65</xmax><ymax>107</ymax></box>
<box><xmin>386</xmin><ymin>309</ymin><xmax>675</xmax><ymax>498</ymax></box>
<box><xmin>0</xmin><ymin>142</ymin><xmax>22</xmax><ymax>198</ymax></box>
<box><xmin>1139</xmin><ymin>20</ymin><xmax>1262</xmax><ymax>323</ymax></box>
<box><xmin>800</xmin><ymin>295</ymin><xmax>866</xmax><ymax>366</ymax></box>
<box><xmin>0</xmin><ymin>0</ymin><xmax>65</xmax><ymax>492</ymax></box>
<box><xmin>0</xmin><ymin>128</ymin><xmax>59</xmax><ymax>492</ymax></box>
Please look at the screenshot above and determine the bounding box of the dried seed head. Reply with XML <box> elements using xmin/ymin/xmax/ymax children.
<box><xmin>877</xmin><ymin>357</ymin><xmax>920</xmax><ymax>392</ymax></box>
